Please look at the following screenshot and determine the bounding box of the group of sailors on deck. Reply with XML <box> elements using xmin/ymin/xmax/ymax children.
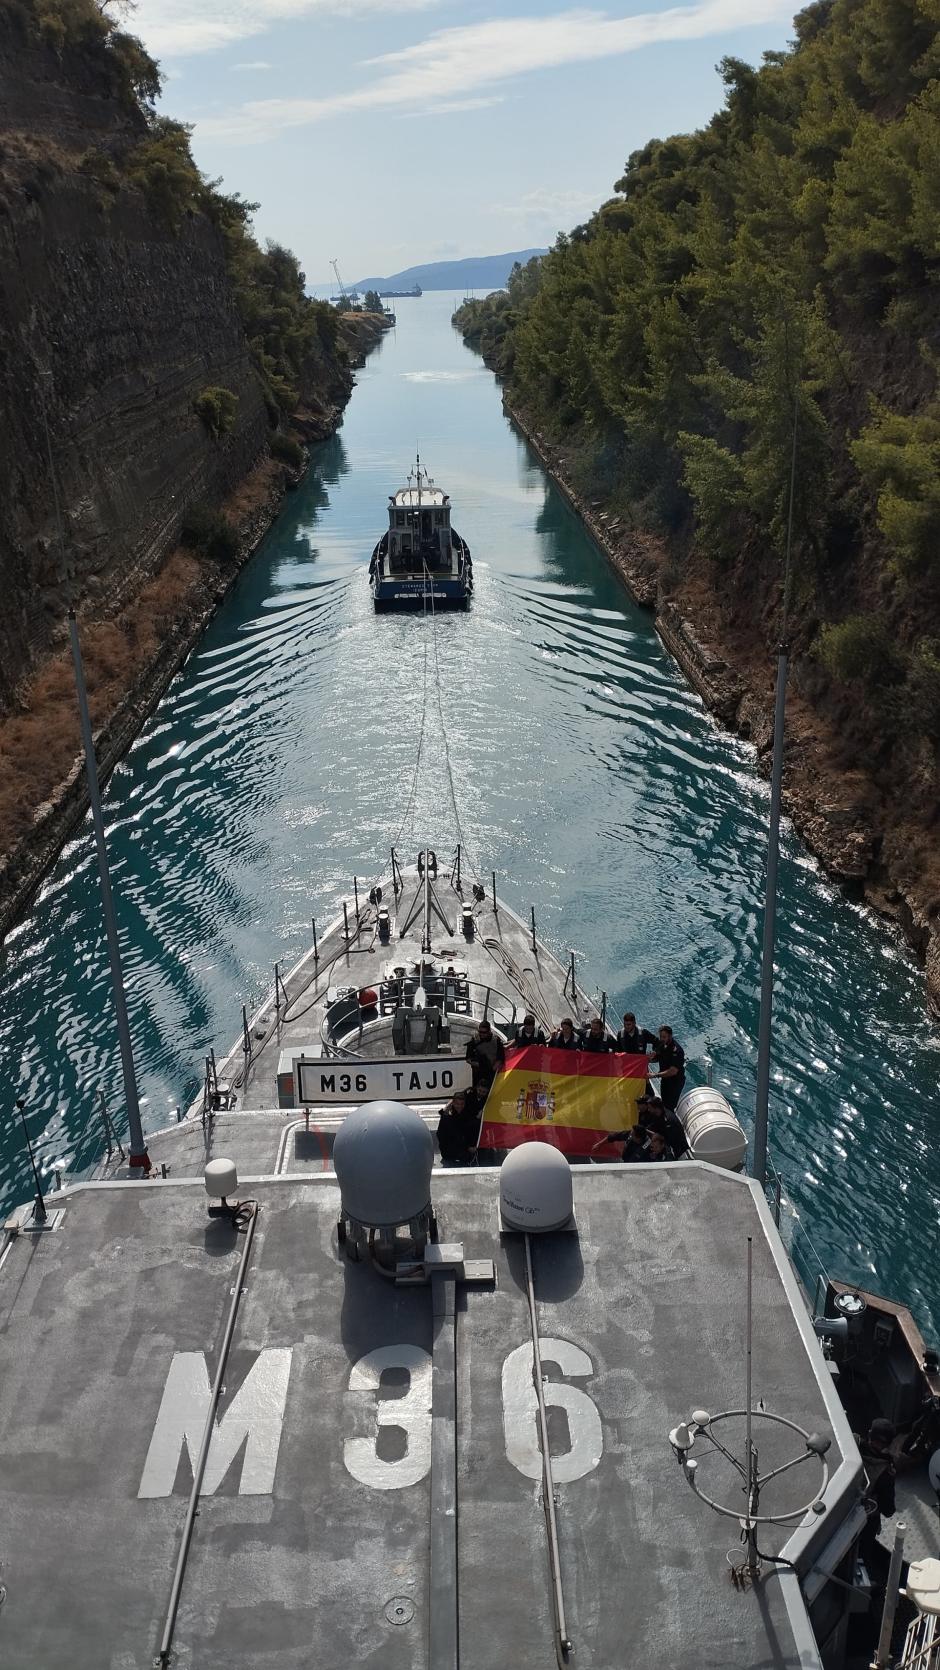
<box><xmin>438</xmin><ymin>1011</ymin><xmax>688</xmax><ymax>1166</ymax></box>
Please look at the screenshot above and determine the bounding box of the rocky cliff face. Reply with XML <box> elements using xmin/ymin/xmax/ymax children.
<box><xmin>0</xmin><ymin>7</ymin><xmax>272</xmax><ymax>706</ymax></box>
<box><xmin>0</xmin><ymin>5</ymin><xmax>394</xmax><ymax>933</ymax></box>
<box><xmin>0</xmin><ymin>1</ymin><xmax>146</xmax><ymax>153</ymax></box>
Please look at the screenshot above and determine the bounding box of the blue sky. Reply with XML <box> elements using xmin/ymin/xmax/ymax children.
<box><xmin>133</xmin><ymin>0</ymin><xmax>799</xmax><ymax>283</ymax></box>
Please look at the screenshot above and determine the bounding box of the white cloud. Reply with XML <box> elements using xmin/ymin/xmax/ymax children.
<box><xmin>135</xmin><ymin>0</ymin><xmax>438</xmax><ymax>58</ymax></box>
<box><xmin>230</xmin><ymin>60</ymin><xmax>274</xmax><ymax>71</ymax></box>
<box><xmin>496</xmin><ymin>186</ymin><xmax>606</xmax><ymax>229</ymax></box>
<box><xmin>399</xmin><ymin>94</ymin><xmax>506</xmax><ymax>118</ymax></box>
<box><xmin>197</xmin><ymin>1</ymin><xmax>795</xmax><ymax>140</ymax></box>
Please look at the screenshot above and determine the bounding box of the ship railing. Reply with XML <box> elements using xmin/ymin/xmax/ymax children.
<box><xmin>897</xmin><ymin>1612</ymin><xmax>940</xmax><ymax>1669</ymax></box>
<box><xmin>764</xmin><ymin>1155</ymin><xmax>832</xmax><ymax>1317</ymax></box>
<box><xmin>322</xmin><ymin>976</ymin><xmax>519</xmax><ymax>1057</ymax></box>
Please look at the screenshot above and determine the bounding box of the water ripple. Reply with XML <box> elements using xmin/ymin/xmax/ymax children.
<box><xmin>0</xmin><ymin>296</ymin><xmax>937</xmax><ymax>1339</ymax></box>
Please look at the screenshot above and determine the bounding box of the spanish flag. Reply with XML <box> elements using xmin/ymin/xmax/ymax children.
<box><xmin>478</xmin><ymin>1046</ymin><xmax>649</xmax><ymax>1156</ymax></box>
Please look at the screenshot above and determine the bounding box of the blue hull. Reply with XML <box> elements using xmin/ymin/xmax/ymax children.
<box><xmin>372</xmin><ymin>576</ymin><xmax>470</xmax><ymax>610</ymax></box>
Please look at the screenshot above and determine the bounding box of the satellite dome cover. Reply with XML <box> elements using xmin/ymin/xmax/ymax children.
<box><xmin>204</xmin><ymin>1157</ymin><xmax>238</xmax><ymax>1199</ymax></box>
<box><xmin>500</xmin><ymin>1141</ymin><xmax>573</xmax><ymax>1232</ymax></box>
<box><xmin>333</xmin><ymin>1100</ymin><xmax>433</xmax><ymax>1227</ymax></box>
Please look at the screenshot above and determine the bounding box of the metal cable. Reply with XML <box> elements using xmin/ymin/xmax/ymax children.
<box><xmin>392</xmin><ymin>581</ymin><xmax>430</xmax><ymax>851</ymax></box>
<box><xmin>423</xmin><ymin>558</ymin><xmax>484</xmax><ymax>885</ymax></box>
<box><xmin>156</xmin><ymin>1204</ymin><xmax>258</xmax><ymax>1665</ymax></box>
<box><xmin>523</xmin><ymin>1232</ymin><xmax>572</xmax><ymax>1665</ymax></box>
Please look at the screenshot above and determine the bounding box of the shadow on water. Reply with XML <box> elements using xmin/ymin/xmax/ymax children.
<box><xmin>267</xmin><ymin>432</ymin><xmax>351</xmax><ymax>564</ymax></box>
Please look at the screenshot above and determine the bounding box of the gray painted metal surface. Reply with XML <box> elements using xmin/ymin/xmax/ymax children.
<box><xmin>0</xmin><ymin>1163</ymin><xmax>860</xmax><ymax>1669</ymax></box>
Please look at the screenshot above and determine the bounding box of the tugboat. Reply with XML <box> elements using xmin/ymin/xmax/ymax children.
<box><xmin>369</xmin><ymin>457</ymin><xmax>473</xmax><ymax>610</ymax></box>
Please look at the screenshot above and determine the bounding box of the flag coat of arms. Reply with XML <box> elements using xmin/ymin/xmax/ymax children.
<box><xmin>478</xmin><ymin>1045</ymin><xmax>649</xmax><ymax>1155</ymax></box>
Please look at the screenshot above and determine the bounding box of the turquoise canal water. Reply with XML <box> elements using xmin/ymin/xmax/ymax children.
<box><xmin>2</xmin><ymin>293</ymin><xmax>938</xmax><ymax>1332</ymax></box>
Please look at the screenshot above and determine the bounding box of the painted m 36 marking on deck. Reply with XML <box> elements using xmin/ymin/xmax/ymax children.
<box><xmin>138</xmin><ymin>1348</ymin><xmax>292</xmax><ymax>1498</ymax></box>
<box><xmin>501</xmin><ymin>1339</ymin><xmax>603</xmax><ymax>1483</ymax></box>
<box><xmin>342</xmin><ymin>1339</ymin><xmax>602</xmax><ymax>1489</ymax></box>
<box><xmin>140</xmin><ymin>1338</ymin><xmax>600</xmax><ymax>1497</ymax></box>
<box><xmin>344</xmin><ymin>1345</ymin><xmax>433</xmax><ymax>1490</ymax></box>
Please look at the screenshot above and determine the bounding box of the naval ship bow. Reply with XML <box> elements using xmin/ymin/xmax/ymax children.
<box><xmin>201</xmin><ymin>845</ymin><xmax>595</xmax><ymax>1125</ymax></box>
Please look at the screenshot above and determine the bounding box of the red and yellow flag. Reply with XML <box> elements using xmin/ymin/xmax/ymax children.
<box><xmin>478</xmin><ymin>1046</ymin><xmax>649</xmax><ymax>1156</ymax></box>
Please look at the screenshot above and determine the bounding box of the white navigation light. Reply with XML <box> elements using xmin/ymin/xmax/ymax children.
<box><xmin>499</xmin><ymin>1142</ymin><xmax>573</xmax><ymax>1233</ymax></box>
<box><xmin>334</xmin><ymin>1100</ymin><xmax>433</xmax><ymax>1228</ymax></box>
<box><xmin>204</xmin><ymin>1158</ymin><xmax>238</xmax><ymax>1202</ymax></box>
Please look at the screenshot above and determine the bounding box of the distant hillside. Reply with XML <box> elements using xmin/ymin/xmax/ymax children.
<box><xmin>353</xmin><ymin>250</ymin><xmax>547</xmax><ymax>293</ymax></box>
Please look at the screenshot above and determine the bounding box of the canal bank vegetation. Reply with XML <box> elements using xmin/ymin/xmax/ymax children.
<box><xmin>455</xmin><ymin>0</ymin><xmax>940</xmax><ymax>1005</ymax></box>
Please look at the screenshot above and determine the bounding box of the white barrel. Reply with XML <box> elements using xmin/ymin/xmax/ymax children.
<box><xmin>677</xmin><ymin>1087</ymin><xmax>747</xmax><ymax>1171</ymax></box>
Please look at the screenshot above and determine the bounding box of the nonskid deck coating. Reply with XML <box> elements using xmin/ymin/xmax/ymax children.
<box><xmin>0</xmin><ymin>1165</ymin><xmax>860</xmax><ymax>1669</ymax></box>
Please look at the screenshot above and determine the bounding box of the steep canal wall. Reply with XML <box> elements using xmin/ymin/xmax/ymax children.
<box><xmin>0</xmin><ymin>313</ymin><xmax>388</xmax><ymax>943</ymax></box>
<box><xmin>0</xmin><ymin>0</ymin><xmax>391</xmax><ymax>939</ymax></box>
<box><xmin>505</xmin><ymin>400</ymin><xmax>940</xmax><ymax>1017</ymax></box>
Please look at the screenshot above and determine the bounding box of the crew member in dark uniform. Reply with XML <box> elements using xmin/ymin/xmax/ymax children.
<box><xmin>437</xmin><ymin>1088</ymin><xmax>480</xmax><ymax>1166</ymax></box>
<box><xmin>512</xmin><ymin>1013</ymin><xmax>547</xmax><ymax>1046</ymax></box>
<box><xmin>549</xmin><ymin>1018</ymin><xmax>581</xmax><ymax>1051</ymax></box>
<box><xmin>615</xmin><ymin>1013</ymin><xmax>657</xmax><ymax>1054</ymax></box>
<box><xmin>581</xmin><ymin>1017</ymin><xmax>613</xmax><ymax>1053</ymax></box>
<box><xmin>466</xmin><ymin>1020</ymin><xmax>505</xmax><ymax>1096</ymax></box>
<box><xmin>649</xmin><ymin>1025</ymin><xmax>686</xmax><ymax>1111</ymax></box>
<box><xmin>593</xmin><ymin>1124</ymin><xmax>650</xmax><ymax>1162</ymax></box>
<box><xmin>636</xmin><ymin>1094</ymin><xmax>690</xmax><ymax>1157</ymax></box>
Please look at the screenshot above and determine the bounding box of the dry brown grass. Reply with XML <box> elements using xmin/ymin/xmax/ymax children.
<box><xmin>0</xmin><ymin>550</ymin><xmax>203</xmax><ymax>856</ymax></box>
<box><xmin>0</xmin><ymin>451</ymin><xmax>283</xmax><ymax>864</ymax></box>
<box><xmin>0</xmin><ymin>130</ymin><xmax>83</xmax><ymax>178</ymax></box>
<box><xmin>225</xmin><ymin>455</ymin><xmax>280</xmax><ymax>522</ymax></box>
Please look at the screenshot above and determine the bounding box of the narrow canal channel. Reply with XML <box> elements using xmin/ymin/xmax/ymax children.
<box><xmin>2</xmin><ymin>293</ymin><xmax>938</xmax><ymax>1334</ymax></box>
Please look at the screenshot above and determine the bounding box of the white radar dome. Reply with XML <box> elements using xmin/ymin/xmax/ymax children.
<box><xmin>204</xmin><ymin>1158</ymin><xmax>238</xmax><ymax>1200</ymax></box>
<box><xmin>500</xmin><ymin>1142</ymin><xmax>573</xmax><ymax>1232</ymax></box>
<box><xmin>333</xmin><ymin>1100</ymin><xmax>433</xmax><ymax>1228</ymax></box>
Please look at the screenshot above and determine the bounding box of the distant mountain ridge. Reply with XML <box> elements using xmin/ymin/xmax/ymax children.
<box><xmin>352</xmin><ymin>249</ymin><xmax>547</xmax><ymax>293</ymax></box>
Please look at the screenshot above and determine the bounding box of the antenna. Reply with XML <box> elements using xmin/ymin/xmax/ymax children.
<box><xmin>68</xmin><ymin>610</ymin><xmax>150</xmax><ymax>1171</ymax></box>
<box><xmin>15</xmin><ymin>1098</ymin><xmax>47</xmax><ymax>1225</ymax></box>
<box><xmin>752</xmin><ymin>337</ymin><xmax>800</xmax><ymax>1189</ymax></box>
<box><xmin>37</xmin><ymin>369</ymin><xmax>149</xmax><ymax>1172</ymax></box>
<box><xmin>667</xmin><ymin>1237</ymin><xmax>830</xmax><ymax>1586</ymax></box>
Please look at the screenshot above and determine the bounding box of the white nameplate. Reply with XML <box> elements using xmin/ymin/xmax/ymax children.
<box><xmin>294</xmin><ymin>1054</ymin><xmax>473</xmax><ymax>1104</ymax></box>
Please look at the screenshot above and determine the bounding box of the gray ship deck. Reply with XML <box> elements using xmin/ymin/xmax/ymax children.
<box><xmin>0</xmin><ymin>1162</ymin><xmax>862</xmax><ymax>1670</ymax></box>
